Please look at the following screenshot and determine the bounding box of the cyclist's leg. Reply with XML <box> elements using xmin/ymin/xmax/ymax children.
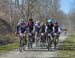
<box><xmin>56</xmin><ymin>34</ymin><xmax>60</xmax><ymax>48</ymax></box>
<box><xmin>50</xmin><ymin>35</ymin><xmax>53</xmax><ymax>48</ymax></box>
<box><xmin>37</xmin><ymin>32</ymin><xmax>40</xmax><ymax>46</ymax></box>
<box><xmin>53</xmin><ymin>34</ymin><xmax>57</xmax><ymax>49</ymax></box>
<box><xmin>30</xmin><ymin>37</ymin><xmax>33</xmax><ymax>48</ymax></box>
<box><xmin>19</xmin><ymin>36</ymin><xmax>23</xmax><ymax>47</ymax></box>
<box><xmin>25</xmin><ymin>28</ymin><xmax>29</xmax><ymax>48</ymax></box>
<box><xmin>19</xmin><ymin>36</ymin><xmax>23</xmax><ymax>52</ymax></box>
<box><xmin>28</xmin><ymin>32</ymin><xmax>33</xmax><ymax>49</ymax></box>
<box><xmin>35</xmin><ymin>32</ymin><xmax>38</xmax><ymax>47</ymax></box>
<box><xmin>22</xmin><ymin>36</ymin><xmax>27</xmax><ymax>51</ymax></box>
<box><xmin>57</xmin><ymin>34</ymin><xmax>60</xmax><ymax>42</ymax></box>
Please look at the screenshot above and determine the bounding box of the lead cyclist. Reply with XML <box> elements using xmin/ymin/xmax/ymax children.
<box><xmin>15</xmin><ymin>18</ymin><xmax>27</xmax><ymax>52</ymax></box>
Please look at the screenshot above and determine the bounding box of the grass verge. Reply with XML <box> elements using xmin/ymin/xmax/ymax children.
<box><xmin>58</xmin><ymin>35</ymin><xmax>75</xmax><ymax>58</ymax></box>
<box><xmin>0</xmin><ymin>34</ymin><xmax>19</xmax><ymax>54</ymax></box>
<box><xmin>0</xmin><ymin>42</ymin><xmax>19</xmax><ymax>54</ymax></box>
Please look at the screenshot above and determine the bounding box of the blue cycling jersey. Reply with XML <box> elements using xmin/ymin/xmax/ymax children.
<box><xmin>16</xmin><ymin>23</ymin><xmax>26</xmax><ymax>33</ymax></box>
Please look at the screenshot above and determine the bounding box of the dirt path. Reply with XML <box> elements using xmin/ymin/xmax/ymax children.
<box><xmin>0</xmin><ymin>35</ymin><xmax>67</xmax><ymax>58</ymax></box>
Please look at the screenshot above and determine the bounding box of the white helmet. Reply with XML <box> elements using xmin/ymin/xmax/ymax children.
<box><xmin>19</xmin><ymin>18</ymin><xmax>24</xmax><ymax>23</ymax></box>
<box><xmin>35</xmin><ymin>20</ymin><xmax>39</xmax><ymax>24</ymax></box>
<box><xmin>34</xmin><ymin>20</ymin><xmax>39</xmax><ymax>27</ymax></box>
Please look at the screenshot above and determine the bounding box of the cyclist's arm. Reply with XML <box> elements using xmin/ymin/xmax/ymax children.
<box><xmin>15</xmin><ymin>22</ymin><xmax>21</xmax><ymax>35</ymax></box>
<box><xmin>45</xmin><ymin>26</ymin><xmax>47</xmax><ymax>33</ymax></box>
<box><xmin>58</xmin><ymin>26</ymin><xmax>61</xmax><ymax>34</ymax></box>
<box><xmin>53</xmin><ymin>27</ymin><xmax>55</xmax><ymax>33</ymax></box>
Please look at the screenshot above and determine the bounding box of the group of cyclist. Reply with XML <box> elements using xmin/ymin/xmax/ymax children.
<box><xmin>15</xmin><ymin>18</ymin><xmax>61</xmax><ymax>52</ymax></box>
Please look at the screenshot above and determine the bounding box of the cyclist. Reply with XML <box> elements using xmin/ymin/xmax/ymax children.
<box><xmin>46</xmin><ymin>18</ymin><xmax>54</xmax><ymax>37</ymax></box>
<box><xmin>40</xmin><ymin>22</ymin><xmax>46</xmax><ymax>47</ymax></box>
<box><xmin>15</xmin><ymin>18</ymin><xmax>27</xmax><ymax>52</ymax></box>
<box><xmin>46</xmin><ymin>18</ymin><xmax>54</xmax><ymax>50</ymax></box>
<box><xmin>34</xmin><ymin>20</ymin><xmax>40</xmax><ymax>47</ymax></box>
<box><xmin>27</xmin><ymin>18</ymin><xmax>34</xmax><ymax>49</ymax></box>
<box><xmin>53</xmin><ymin>21</ymin><xmax>61</xmax><ymax>43</ymax></box>
<box><xmin>40</xmin><ymin>22</ymin><xmax>45</xmax><ymax>33</ymax></box>
<box><xmin>34</xmin><ymin>20</ymin><xmax>40</xmax><ymax>34</ymax></box>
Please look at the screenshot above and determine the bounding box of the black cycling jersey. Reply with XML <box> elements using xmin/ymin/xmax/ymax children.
<box><xmin>47</xmin><ymin>23</ymin><xmax>54</xmax><ymax>33</ymax></box>
<box><xmin>40</xmin><ymin>25</ymin><xmax>45</xmax><ymax>33</ymax></box>
<box><xmin>28</xmin><ymin>21</ymin><xmax>34</xmax><ymax>32</ymax></box>
<box><xmin>54</xmin><ymin>25</ymin><xmax>59</xmax><ymax>33</ymax></box>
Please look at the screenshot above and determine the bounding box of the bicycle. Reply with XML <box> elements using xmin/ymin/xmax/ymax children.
<box><xmin>28</xmin><ymin>32</ymin><xmax>33</xmax><ymax>49</ymax></box>
<box><xmin>47</xmin><ymin>32</ymin><xmax>53</xmax><ymax>51</ymax></box>
<box><xmin>40</xmin><ymin>32</ymin><xmax>46</xmax><ymax>47</ymax></box>
<box><xmin>53</xmin><ymin>33</ymin><xmax>59</xmax><ymax>49</ymax></box>
<box><xmin>19</xmin><ymin>33</ymin><xmax>27</xmax><ymax>52</ymax></box>
<box><xmin>35</xmin><ymin>31</ymin><xmax>40</xmax><ymax>47</ymax></box>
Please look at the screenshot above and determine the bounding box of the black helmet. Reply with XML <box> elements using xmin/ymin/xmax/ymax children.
<box><xmin>55</xmin><ymin>21</ymin><xmax>58</xmax><ymax>25</ymax></box>
<box><xmin>29</xmin><ymin>18</ymin><xmax>33</xmax><ymax>21</ymax></box>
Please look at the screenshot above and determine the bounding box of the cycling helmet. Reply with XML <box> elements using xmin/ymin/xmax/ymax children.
<box><xmin>47</xmin><ymin>18</ymin><xmax>52</xmax><ymax>23</ymax></box>
<box><xmin>35</xmin><ymin>20</ymin><xmax>39</xmax><ymax>24</ymax></box>
<box><xmin>40</xmin><ymin>21</ymin><xmax>44</xmax><ymax>26</ymax></box>
<box><xmin>29</xmin><ymin>18</ymin><xmax>33</xmax><ymax>21</ymax></box>
<box><xmin>34</xmin><ymin>20</ymin><xmax>39</xmax><ymax>26</ymax></box>
<box><xmin>54</xmin><ymin>21</ymin><xmax>58</xmax><ymax>25</ymax></box>
<box><xmin>19</xmin><ymin>18</ymin><xmax>24</xmax><ymax>23</ymax></box>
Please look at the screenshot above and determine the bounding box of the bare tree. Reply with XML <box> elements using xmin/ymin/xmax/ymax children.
<box><xmin>68</xmin><ymin>0</ymin><xmax>75</xmax><ymax>34</ymax></box>
<box><xmin>0</xmin><ymin>0</ymin><xmax>71</xmax><ymax>32</ymax></box>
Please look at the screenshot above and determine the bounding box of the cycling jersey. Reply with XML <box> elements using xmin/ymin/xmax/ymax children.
<box><xmin>16</xmin><ymin>22</ymin><xmax>26</xmax><ymax>34</ymax></box>
<box><xmin>53</xmin><ymin>25</ymin><xmax>61</xmax><ymax>34</ymax></box>
<box><xmin>34</xmin><ymin>22</ymin><xmax>40</xmax><ymax>33</ymax></box>
<box><xmin>28</xmin><ymin>21</ymin><xmax>34</xmax><ymax>32</ymax></box>
<box><xmin>46</xmin><ymin>23</ymin><xmax>54</xmax><ymax>33</ymax></box>
<box><xmin>40</xmin><ymin>25</ymin><xmax>45</xmax><ymax>33</ymax></box>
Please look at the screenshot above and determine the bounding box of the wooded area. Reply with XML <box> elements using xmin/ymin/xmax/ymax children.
<box><xmin>0</xmin><ymin>0</ymin><xmax>75</xmax><ymax>34</ymax></box>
